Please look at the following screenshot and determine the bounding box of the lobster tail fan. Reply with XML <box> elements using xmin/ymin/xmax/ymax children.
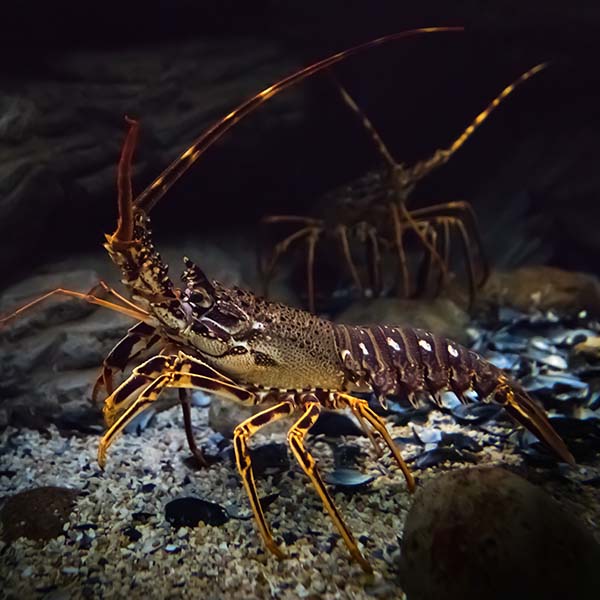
<box><xmin>501</xmin><ymin>386</ymin><xmax>575</xmax><ymax>466</ymax></box>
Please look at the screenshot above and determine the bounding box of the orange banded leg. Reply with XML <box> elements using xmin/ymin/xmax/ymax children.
<box><xmin>92</xmin><ymin>320</ymin><xmax>161</xmax><ymax>404</ymax></box>
<box><xmin>98</xmin><ymin>352</ymin><xmax>254</xmax><ymax>468</ymax></box>
<box><xmin>412</xmin><ymin>201</ymin><xmax>489</xmax><ymax>287</ymax></box>
<box><xmin>336</xmin><ymin>224</ymin><xmax>364</xmax><ymax>295</ymax></box>
<box><xmin>348</xmin><ymin>403</ymin><xmax>383</xmax><ymax>458</ymax></box>
<box><xmin>0</xmin><ymin>286</ymin><xmax>148</xmax><ymax>328</ymax></box>
<box><xmin>413</xmin><ymin>221</ymin><xmax>440</xmax><ymax>297</ymax></box>
<box><xmin>233</xmin><ymin>400</ymin><xmax>295</xmax><ymax>560</ymax></box>
<box><xmin>287</xmin><ymin>400</ymin><xmax>372</xmax><ymax>573</ymax></box>
<box><xmin>396</xmin><ymin>201</ymin><xmax>448</xmax><ymax>288</ymax></box>
<box><xmin>389</xmin><ymin>202</ymin><xmax>410</xmax><ymax>296</ymax></box>
<box><xmin>416</xmin><ymin>214</ymin><xmax>481</xmax><ymax>308</ymax></box>
<box><xmin>338</xmin><ymin>393</ymin><xmax>415</xmax><ymax>492</ymax></box>
<box><xmin>448</xmin><ymin>216</ymin><xmax>477</xmax><ymax>308</ymax></box>
<box><xmin>365</xmin><ymin>225</ymin><xmax>383</xmax><ymax>296</ymax></box>
<box><xmin>261</xmin><ymin>223</ymin><xmax>323</xmax><ymax>305</ymax></box>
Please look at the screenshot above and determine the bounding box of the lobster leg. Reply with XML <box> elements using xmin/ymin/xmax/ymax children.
<box><xmin>233</xmin><ymin>400</ymin><xmax>295</xmax><ymax>560</ymax></box>
<box><xmin>411</xmin><ymin>201</ymin><xmax>489</xmax><ymax>286</ymax></box>
<box><xmin>262</xmin><ymin>225</ymin><xmax>321</xmax><ymax>300</ymax></box>
<box><xmin>305</xmin><ymin>229</ymin><xmax>320</xmax><ymax>315</ymax></box>
<box><xmin>413</xmin><ymin>221</ymin><xmax>440</xmax><ymax>297</ymax></box>
<box><xmin>388</xmin><ymin>202</ymin><xmax>411</xmax><ymax>296</ymax></box>
<box><xmin>348</xmin><ymin>403</ymin><xmax>383</xmax><ymax>458</ymax></box>
<box><xmin>287</xmin><ymin>399</ymin><xmax>372</xmax><ymax>573</ymax></box>
<box><xmin>92</xmin><ymin>321</ymin><xmax>161</xmax><ymax>403</ymax></box>
<box><xmin>365</xmin><ymin>224</ymin><xmax>383</xmax><ymax>296</ymax></box>
<box><xmin>396</xmin><ymin>201</ymin><xmax>449</xmax><ymax>284</ymax></box>
<box><xmin>0</xmin><ymin>287</ymin><xmax>148</xmax><ymax>328</ymax></box>
<box><xmin>95</xmin><ymin>331</ymin><xmax>212</xmax><ymax>468</ymax></box>
<box><xmin>338</xmin><ymin>393</ymin><xmax>415</xmax><ymax>492</ymax></box>
<box><xmin>335</xmin><ymin>224</ymin><xmax>365</xmax><ymax>295</ymax></box>
<box><xmin>449</xmin><ymin>216</ymin><xmax>478</xmax><ymax>309</ymax></box>
<box><xmin>98</xmin><ymin>353</ymin><xmax>255</xmax><ymax>468</ymax></box>
<box><xmin>435</xmin><ymin>218</ymin><xmax>452</xmax><ymax>296</ymax></box>
<box><xmin>179</xmin><ymin>389</ymin><xmax>210</xmax><ymax>468</ymax></box>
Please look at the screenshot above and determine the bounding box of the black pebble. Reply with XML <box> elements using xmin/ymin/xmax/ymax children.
<box><xmin>309</xmin><ymin>411</ymin><xmax>364</xmax><ymax>437</ymax></box>
<box><xmin>451</xmin><ymin>404</ymin><xmax>503</xmax><ymax>425</ymax></box>
<box><xmin>165</xmin><ymin>497</ymin><xmax>229</xmax><ymax>527</ymax></box>
<box><xmin>250</xmin><ymin>443</ymin><xmax>290</xmax><ymax>476</ymax></box>
<box><xmin>122</xmin><ymin>525</ymin><xmax>142</xmax><ymax>542</ymax></box>
<box><xmin>412</xmin><ymin>447</ymin><xmax>478</xmax><ymax>470</ymax></box>
<box><xmin>282</xmin><ymin>531</ymin><xmax>297</xmax><ymax>545</ymax></box>
<box><xmin>132</xmin><ymin>511</ymin><xmax>154</xmax><ymax>524</ymax></box>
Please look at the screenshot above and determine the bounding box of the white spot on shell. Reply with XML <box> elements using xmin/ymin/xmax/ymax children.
<box><xmin>418</xmin><ymin>339</ymin><xmax>432</xmax><ymax>352</ymax></box>
<box><xmin>341</xmin><ymin>349</ymin><xmax>352</xmax><ymax>361</ymax></box>
<box><xmin>359</xmin><ymin>342</ymin><xmax>369</xmax><ymax>356</ymax></box>
<box><xmin>386</xmin><ymin>337</ymin><xmax>401</xmax><ymax>351</ymax></box>
<box><xmin>448</xmin><ymin>345</ymin><xmax>459</xmax><ymax>357</ymax></box>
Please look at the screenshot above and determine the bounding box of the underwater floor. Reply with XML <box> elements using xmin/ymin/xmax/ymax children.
<box><xmin>2</xmin><ymin>306</ymin><xmax>600</xmax><ymax>600</ymax></box>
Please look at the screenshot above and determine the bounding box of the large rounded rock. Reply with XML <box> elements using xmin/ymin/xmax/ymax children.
<box><xmin>399</xmin><ymin>466</ymin><xmax>600</xmax><ymax>600</ymax></box>
<box><xmin>0</xmin><ymin>486</ymin><xmax>80</xmax><ymax>542</ymax></box>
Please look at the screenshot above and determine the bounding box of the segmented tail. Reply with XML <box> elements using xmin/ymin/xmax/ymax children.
<box><xmin>333</xmin><ymin>324</ymin><xmax>574</xmax><ymax>465</ymax></box>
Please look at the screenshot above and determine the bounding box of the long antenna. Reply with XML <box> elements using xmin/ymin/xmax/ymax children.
<box><xmin>133</xmin><ymin>26</ymin><xmax>463</xmax><ymax>213</ymax></box>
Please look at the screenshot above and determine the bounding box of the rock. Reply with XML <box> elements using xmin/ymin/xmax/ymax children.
<box><xmin>399</xmin><ymin>466</ymin><xmax>600</xmax><ymax>600</ymax></box>
<box><xmin>165</xmin><ymin>497</ymin><xmax>229</xmax><ymax>528</ymax></box>
<box><xmin>0</xmin><ymin>486</ymin><xmax>80</xmax><ymax>542</ymax></box>
<box><xmin>248</xmin><ymin>443</ymin><xmax>290</xmax><ymax>477</ymax></box>
<box><xmin>0</xmin><ymin>39</ymin><xmax>304</xmax><ymax>281</ymax></box>
<box><xmin>0</xmin><ymin>269</ymin><xmax>133</xmax><ymax>428</ymax></box>
<box><xmin>307</xmin><ymin>410</ymin><xmax>364</xmax><ymax>437</ymax></box>
<box><xmin>476</xmin><ymin>266</ymin><xmax>600</xmax><ymax>316</ymax></box>
<box><xmin>336</xmin><ymin>297</ymin><xmax>470</xmax><ymax>345</ymax></box>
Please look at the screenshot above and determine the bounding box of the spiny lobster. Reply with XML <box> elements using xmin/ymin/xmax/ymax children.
<box><xmin>261</xmin><ymin>63</ymin><xmax>546</xmax><ymax>313</ymax></box>
<box><xmin>1</xmin><ymin>28</ymin><xmax>574</xmax><ymax>573</ymax></box>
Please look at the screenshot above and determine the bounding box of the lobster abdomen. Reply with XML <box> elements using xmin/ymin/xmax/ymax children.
<box><xmin>333</xmin><ymin>324</ymin><xmax>574</xmax><ymax>465</ymax></box>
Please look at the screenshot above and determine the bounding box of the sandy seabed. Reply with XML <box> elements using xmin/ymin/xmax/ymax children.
<box><xmin>1</xmin><ymin>402</ymin><xmax>598</xmax><ymax>600</ymax></box>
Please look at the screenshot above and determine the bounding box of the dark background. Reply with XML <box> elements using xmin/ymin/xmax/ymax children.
<box><xmin>1</xmin><ymin>0</ymin><xmax>599</xmax><ymax>288</ymax></box>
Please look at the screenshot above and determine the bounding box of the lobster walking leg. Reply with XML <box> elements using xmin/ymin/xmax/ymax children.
<box><xmin>287</xmin><ymin>400</ymin><xmax>372</xmax><ymax>573</ymax></box>
<box><xmin>411</xmin><ymin>201</ymin><xmax>487</xmax><ymax>283</ymax></box>
<box><xmin>233</xmin><ymin>400</ymin><xmax>295</xmax><ymax>559</ymax></box>
<box><xmin>0</xmin><ymin>287</ymin><xmax>148</xmax><ymax>328</ymax></box>
<box><xmin>92</xmin><ymin>320</ymin><xmax>161</xmax><ymax>403</ymax></box>
<box><xmin>388</xmin><ymin>202</ymin><xmax>411</xmax><ymax>296</ymax></box>
<box><xmin>348</xmin><ymin>403</ymin><xmax>383</xmax><ymax>458</ymax></box>
<box><xmin>336</xmin><ymin>224</ymin><xmax>365</xmax><ymax>294</ymax></box>
<box><xmin>338</xmin><ymin>393</ymin><xmax>415</xmax><ymax>492</ymax></box>
<box><xmin>179</xmin><ymin>388</ymin><xmax>210</xmax><ymax>468</ymax></box>
<box><xmin>262</xmin><ymin>224</ymin><xmax>322</xmax><ymax>302</ymax></box>
<box><xmin>98</xmin><ymin>353</ymin><xmax>255</xmax><ymax>468</ymax></box>
<box><xmin>95</xmin><ymin>331</ymin><xmax>212</xmax><ymax>468</ymax></box>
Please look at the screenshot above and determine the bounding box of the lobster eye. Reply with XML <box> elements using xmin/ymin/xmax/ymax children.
<box><xmin>188</xmin><ymin>288</ymin><xmax>212</xmax><ymax>308</ymax></box>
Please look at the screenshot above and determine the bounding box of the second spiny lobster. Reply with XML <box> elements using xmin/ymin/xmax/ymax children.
<box><xmin>261</xmin><ymin>61</ymin><xmax>546</xmax><ymax>313</ymax></box>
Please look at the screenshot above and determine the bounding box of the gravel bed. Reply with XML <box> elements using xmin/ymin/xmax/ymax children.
<box><xmin>0</xmin><ymin>402</ymin><xmax>598</xmax><ymax>599</ymax></box>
